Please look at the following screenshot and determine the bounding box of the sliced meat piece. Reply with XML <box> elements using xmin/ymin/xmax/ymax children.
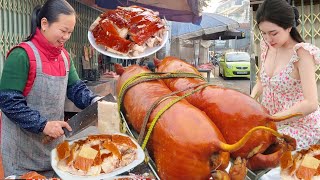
<box><xmin>102</xmin><ymin>141</ymin><xmax>122</xmax><ymax>160</ymax></box>
<box><xmin>95</xmin><ymin>32</ymin><xmax>133</xmax><ymax>55</ymax></box>
<box><xmin>73</xmin><ymin>146</ymin><xmax>98</xmax><ymax>172</ymax></box>
<box><xmin>91</xmin><ymin>25</ymin><xmax>105</xmax><ymax>40</ymax></box>
<box><xmin>111</xmin><ymin>135</ymin><xmax>137</xmax><ymax>149</ymax></box>
<box><xmin>100</xmin><ymin>10</ymin><xmax>128</xmax><ymax>29</ymax></box>
<box><xmin>20</xmin><ymin>171</ymin><xmax>46</xmax><ymax>179</ymax></box>
<box><xmin>101</xmin><ymin>155</ymin><xmax>120</xmax><ymax>173</ymax></box>
<box><xmin>117</xmin><ymin>6</ymin><xmax>146</xmax><ymax>18</ymax></box>
<box><xmin>129</xmin><ymin>11</ymin><xmax>159</xmax><ymax>35</ymax></box>
<box><xmin>91</xmin><ymin>144</ymin><xmax>102</xmax><ymax>166</ymax></box>
<box><xmin>100</xmin><ymin>19</ymin><xmax>120</xmax><ymax>36</ymax></box>
<box><xmin>56</xmin><ymin>141</ymin><xmax>70</xmax><ymax>160</ymax></box>
<box><xmin>89</xmin><ymin>17</ymin><xmax>101</xmax><ymax>31</ymax></box>
<box><xmin>120</xmin><ymin>151</ymin><xmax>136</xmax><ymax>167</ymax></box>
<box><xmin>88</xmin><ymin>134</ymin><xmax>112</xmax><ymax>141</ymax></box>
<box><xmin>86</xmin><ymin>165</ymin><xmax>101</xmax><ymax>176</ymax></box>
<box><xmin>66</xmin><ymin>143</ymin><xmax>80</xmax><ymax>165</ymax></box>
<box><xmin>130</xmin><ymin>20</ymin><xmax>164</xmax><ymax>45</ymax></box>
<box><xmin>99</xmin><ymin>10</ymin><xmax>130</xmax><ymax>38</ymax></box>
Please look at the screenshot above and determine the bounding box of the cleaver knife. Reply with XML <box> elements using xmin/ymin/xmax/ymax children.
<box><xmin>63</xmin><ymin>93</ymin><xmax>116</xmax><ymax>138</ymax></box>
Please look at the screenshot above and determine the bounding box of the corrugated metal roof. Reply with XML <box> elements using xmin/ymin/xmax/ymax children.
<box><xmin>171</xmin><ymin>13</ymin><xmax>240</xmax><ymax>39</ymax></box>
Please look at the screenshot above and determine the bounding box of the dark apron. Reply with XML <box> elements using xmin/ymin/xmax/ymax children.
<box><xmin>1</xmin><ymin>41</ymin><xmax>69</xmax><ymax>177</ymax></box>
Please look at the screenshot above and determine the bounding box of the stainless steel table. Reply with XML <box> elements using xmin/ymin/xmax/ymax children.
<box><xmin>197</xmin><ymin>69</ymin><xmax>212</xmax><ymax>82</ymax></box>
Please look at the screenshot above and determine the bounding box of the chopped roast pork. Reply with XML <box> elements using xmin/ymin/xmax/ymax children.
<box><xmin>280</xmin><ymin>145</ymin><xmax>320</xmax><ymax>179</ymax></box>
<box><xmin>90</xmin><ymin>5</ymin><xmax>166</xmax><ymax>57</ymax></box>
<box><xmin>55</xmin><ymin>134</ymin><xmax>137</xmax><ymax>176</ymax></box>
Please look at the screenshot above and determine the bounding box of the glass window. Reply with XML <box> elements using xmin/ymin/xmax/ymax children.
<box><xmin>226</xmin><ymin>52</ymin><xmax>250</xmax><ymax>62</ymax></box>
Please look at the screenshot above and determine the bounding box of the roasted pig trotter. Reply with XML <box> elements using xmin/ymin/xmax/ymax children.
<box><xmin>229</xmin><ymin>157</ymin><xmax>247</xmax><ymax>180</ymax></box>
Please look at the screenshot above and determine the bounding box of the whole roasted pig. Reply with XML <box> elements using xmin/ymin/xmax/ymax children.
<box><xmin>153</xmin><ymin>56</ymin><xmax>297</xmax><ymax>171</ymax></box>
<box><xmin>115</xmin><ymin>64</ymin><xmax>285</xmax><ymax>179</ymax></box>
<box><xmin>116</xmin><ymin>65</ymin><xmax>230</xmax><ymax>179</ymax></box>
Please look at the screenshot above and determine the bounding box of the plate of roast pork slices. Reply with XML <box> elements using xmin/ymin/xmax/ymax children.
<box><xmin>88</xmin><ymin>5</ymin><xmax>168</xmax><ymax>59</ymax></box>
<box><xmin>51</xmin><ymin>134</ymin><xmax>145</xmax><ymax>180</ymax></box>
<box><xmin>260</xmin><ymin>144</ymin><xmax>320</xmax><ymax>180</ymax></box>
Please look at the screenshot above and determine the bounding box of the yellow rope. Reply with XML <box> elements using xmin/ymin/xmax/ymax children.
<box><xmin>116</xmin><ymin>71</ymin><xmax>219</xmax><ymax>163</ymax></box>
<box><xmin>117</xmin><ymin>72</ymin><xmax>205</xmax><ymax>114</ymax></box>
<box><xmin>117</xmin><ymin>73</ymin><xmax>161</xmax><ymax>132</ymax></box>
<box><xmin>116</xmin><ymin>72</ymin><xmax>287</xmax><ymax>163</ymax></box>
<box><xmin>141</xmin><ymin>84</ymin><xmax>210</xmax><ymax>149</ymax></box>
<box><xmin>137</xmin><ymin>82</ymin><xmax>207</xmax><ymax>145</ymax></box>
<box><xmin>117</xmin><ymin>72</ymin><xmax>206</xmax><ymax>137</ymax></box>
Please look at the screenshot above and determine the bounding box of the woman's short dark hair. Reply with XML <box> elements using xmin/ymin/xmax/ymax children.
<box><xmin>256</xmin><ymin>0</ymin><xmax>304</xmax><ymax>43</ymax></box>
<box><xmin>26</xmin><ymin>0</ymin><xmax>75</xmax><ymax>41</ymax></box>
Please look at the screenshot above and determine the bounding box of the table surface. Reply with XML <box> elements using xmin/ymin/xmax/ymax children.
<box><xmin>61</xmin><ymin>123</ymin><xmax>270</xmax><ymax>180</ymax></box>
<box><xmin>197</xmin><ymin>68</ymin><xmax>212</xmax><ymax>82</ymax></box>
<box><xmin>197</xmin><ymin>69</ymin><xmax>212</xmax><ymax>72</ymax></box>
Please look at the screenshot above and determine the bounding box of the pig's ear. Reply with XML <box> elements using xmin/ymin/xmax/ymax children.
<box><xmin>114</xmin><ymin>63</ymin><xmax>125</xmax><ymax>75</ymax></box>
<box><xmin>153</xmin><ymin>57</ymin><xmax>162</xmax><ymax>67</ymax></box>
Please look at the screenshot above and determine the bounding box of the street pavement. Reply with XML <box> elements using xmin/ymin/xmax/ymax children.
<box><xmin>201</xmin><ymin>66</ymin><xmax>251</xmax><ymax>95</ymax></box>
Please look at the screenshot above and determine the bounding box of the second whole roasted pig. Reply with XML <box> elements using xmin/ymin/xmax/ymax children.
<box><xmin>153</xmin><ymin>56</ymin><xmax>297</xmax><ymax>171</ymax></box>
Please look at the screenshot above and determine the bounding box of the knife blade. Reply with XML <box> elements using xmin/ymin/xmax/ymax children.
<box><xmin>63</xmin><ymin>93</ymin><xmax>116</xmax><ymax>138</ymax></box>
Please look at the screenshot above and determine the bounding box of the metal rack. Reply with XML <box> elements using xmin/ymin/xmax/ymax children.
<box><xmin>120</xmin><ymin>112</ymin><xmax>271</xmax><ymax>180</ymax></box>
<box><xmin>120</xmin><ymin>112</ymin><xmax>161</xmax><ymax>180</ymax></box>
<box><xmin>247</xmin><ymin>169</ymin><xmax>270</xmax><ymax>180</ymax></box>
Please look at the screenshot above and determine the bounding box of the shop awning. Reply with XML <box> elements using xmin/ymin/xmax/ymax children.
<box><xmin>76</xmin><ymin>0</ymin><xmax>202</xmax><ymax>24</ymax></box>
<box><xmin>171</xmin><ymin>13</ymin><xmax>240</xmax><ymax>40</ymax></box>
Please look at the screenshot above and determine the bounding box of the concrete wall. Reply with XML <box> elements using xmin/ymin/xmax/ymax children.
<box><xmin>170</xmin><ymin>38</ymin><xmax>211</xmax><ymax>65</ymax></box>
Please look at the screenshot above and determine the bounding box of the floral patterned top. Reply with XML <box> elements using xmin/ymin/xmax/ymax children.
<box><xmin>260</xmin><ymin>42</ymin><xmax>320</xmax><ymax>149</ymax></box>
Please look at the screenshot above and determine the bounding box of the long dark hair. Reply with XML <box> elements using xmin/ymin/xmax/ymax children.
<box><xmin>256</xmin><ymin>0</ymin><xmax>304</xmax><ymax>43</ymax></box>
<box><xmin>25</xmin><ymin>0</ymin><xmax>75</xmax><ymax>41</ymax></box>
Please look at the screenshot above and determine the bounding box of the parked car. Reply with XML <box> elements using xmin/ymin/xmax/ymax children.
<box><xmin>219</xmin><ymin>52</ymin><xmax>250</xmax><ymax>79</ymax></box>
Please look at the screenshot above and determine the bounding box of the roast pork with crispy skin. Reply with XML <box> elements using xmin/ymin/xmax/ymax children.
<box><xmin>90</xmin><ymin>6</ymin><xmax>166</xmax><ymax>57</ymax></box>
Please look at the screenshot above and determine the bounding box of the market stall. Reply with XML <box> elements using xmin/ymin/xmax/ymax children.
<box><xmin>1</xmin><ymin>1</ymin><xmax>320</xmax><ymax>180</ymax></box>
<box><xmin>44</xmin><ymin>2</ymin><xmax>319</xmax><ymax>179</ymax></box>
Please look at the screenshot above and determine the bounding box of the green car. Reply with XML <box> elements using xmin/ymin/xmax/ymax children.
<box><xmin>219</xmin><ymin>52</ymin><xmax>250</xmax><ymax>79</ymax></box>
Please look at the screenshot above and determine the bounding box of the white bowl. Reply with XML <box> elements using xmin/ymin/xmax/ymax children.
<box><xmin>51</xmin><ymin>133</ymin><xmax>145</xmax><ymax>180</ymax></box>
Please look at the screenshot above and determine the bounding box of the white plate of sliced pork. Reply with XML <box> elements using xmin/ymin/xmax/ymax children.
<box><xmin>88</xmin><ymin>5</ymin><xmax>168</xmax><ymax>59</ymax></box>
<box><xmin>51</xmin><ymin>134</ymin><xmax>145</xmax><ymax>180</ymax></box>
<box><xmin>261</xmin><ymin>144</ymin><xmax>320</xmax><ymax>180</ymax></box>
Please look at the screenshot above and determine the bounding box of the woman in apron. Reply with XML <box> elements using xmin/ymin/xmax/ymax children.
<box><xmin>0</xmin><ymin>0</ymin><xmax>100</xmax><ymax>177</ymax></box>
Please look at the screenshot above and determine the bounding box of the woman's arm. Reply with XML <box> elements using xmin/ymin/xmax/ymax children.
<box><xmin>0</xmin><ymin>48</ymin><xmax>48</xmax><ymax>133</ymax></box>
<box><xmin>66</xmin><ymin>80</ymin><xmax>99</xmax><ymax>109</ymax></box>
<box><xmin>273</xmin><ymin>48</ymin><xmax>318</xmax><ymax>117</ymax></box>
<box><xmin>0</xmin><ymin>90</ymin><xmax>48</xmax><ymax>133</ymax></box>
<box><xmin>67</xmin><ymin>60</ymin><xmax>99</xmax><ymax>109</ymax></box>
<box><xmin>0</xmin><ymin>48</ymin><xmax>29</xmax><ymax>91</ymax></box>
